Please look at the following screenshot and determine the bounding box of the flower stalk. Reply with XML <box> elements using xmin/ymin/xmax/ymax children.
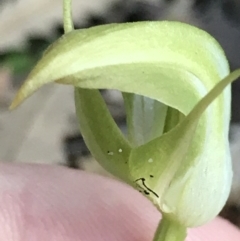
<box><xmin>63</xmin><ymin>0</ymin><xmax>74</xmax><ymax>33</ymax></box>
<box><xmin>153</xmin><ymin>217</ymin><xmax>187</xmax><ymax>241</ymax></box>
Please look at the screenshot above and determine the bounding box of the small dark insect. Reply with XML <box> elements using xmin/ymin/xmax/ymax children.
<box><xmin>135</xmin><ymin>177</ymin><xmax>159</xmax><ymax>198</ymax></box>
<box><xmin>144</xmin><ymin>190</ymin><xmax>150</xmax><ymax>195</ymax></box>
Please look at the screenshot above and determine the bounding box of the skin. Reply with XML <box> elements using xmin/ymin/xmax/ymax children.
<box><xmin>0</xmin><ymin>163</ymin><xmax>239</xmax><ymax>241</ymax></box>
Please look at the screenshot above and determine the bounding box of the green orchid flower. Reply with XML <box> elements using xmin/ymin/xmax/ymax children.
<box><xmin>9</xmin><ymin>0</ymin><xmax>240</xmax><ymax>240</ymax></box>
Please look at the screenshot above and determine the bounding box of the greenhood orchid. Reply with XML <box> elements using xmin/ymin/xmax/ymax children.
<box><xmin>9</xmin><ymin>0</ymin><xmax>240</xmax><ymax>240</ymax></box>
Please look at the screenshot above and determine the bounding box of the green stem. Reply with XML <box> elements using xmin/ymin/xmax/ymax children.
<box><xmin>153</xmin><ymin>216</ymin><xmax>187</xmax><ymax>241</ymax></box>
<box><xmin>63</xmin><ymin>0</ymin><xmax>74</xmax><ymax>33</ymax></box>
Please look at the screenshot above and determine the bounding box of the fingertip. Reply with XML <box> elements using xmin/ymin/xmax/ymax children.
<box><xmin>0</xmin><ymin>162</ymin><xmax>159</xmax><ymax>241</ymax></box>
<box><xmin>188</xmin><ymin>216</ymin><xmax>240</xmax><ymax>241</ymax></box>
<box><xmin>0</xmin><ymin>162</ymin><xmax>239</xmax><ymax>241</ymax></box>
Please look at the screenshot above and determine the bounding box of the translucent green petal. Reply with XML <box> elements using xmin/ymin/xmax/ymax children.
<box><xmin>122</xmin><ymin>92</ymin><xmax>168</xmax><ymax>147</ymax></box>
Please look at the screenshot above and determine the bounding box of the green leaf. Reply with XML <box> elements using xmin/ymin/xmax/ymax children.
<box><xmin>1</xmin><ymin>51</ymin><xmax>34</xmax><ymax>75</ymax></box>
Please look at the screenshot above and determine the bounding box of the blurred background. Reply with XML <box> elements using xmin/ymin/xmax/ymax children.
<box><xmin>0</xmin><ymin>0</ymin><xmax>240</xmax><ymax>227</ymax></box>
